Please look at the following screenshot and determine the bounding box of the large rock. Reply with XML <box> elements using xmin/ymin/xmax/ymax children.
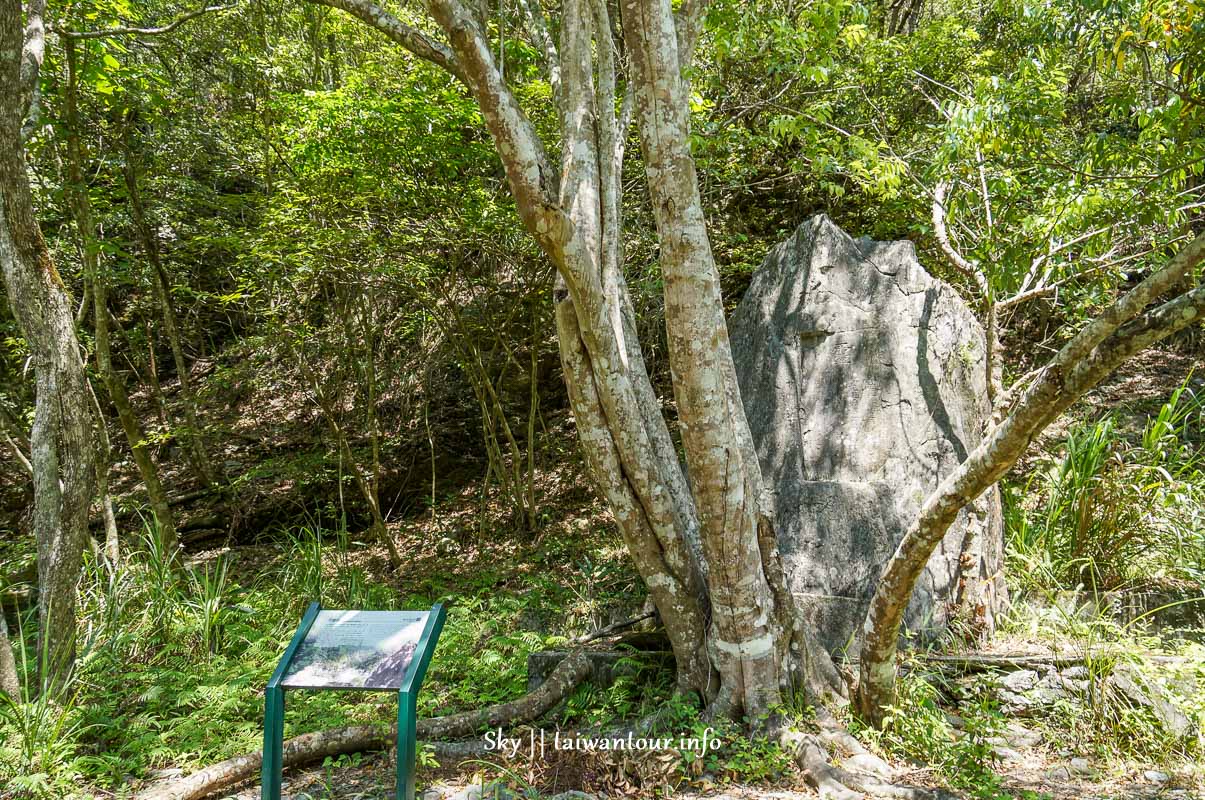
<box><xmin>730</xmin><ymin>215</ymin><xmax>1006</xmax><ymax>652</ymax></box>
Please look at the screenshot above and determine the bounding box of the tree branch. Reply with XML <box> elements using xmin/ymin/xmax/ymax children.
<box><xmin>516</xmin><ymin>0</ymin><xmax>560</xmax><ymax>101</ymax></box>
<box><xmin>425</xmin><ymin>0</ymin><xmax>562</xmax><ymax>243</ymax></box>
<box><xmin>675</xmin><ymin>0</ymin><xmax>710</xmax><ymax>69</ymax></box>
<box><xmin>56</xmin><ymin>4</ymin><xmax>235</xmax><ymax>39</ymax></box>
<box><xmin>15</xmin><ymin>0</ymin><xmax>47</xmax><ymax>126</ymax></box>
<box><xmin>931</xmin><ymin>180</ymin><xmax>988</xmax><ymax>296</ymax></box>
<box><xmin>306</xmin><ymin>0</ymin><xmax>465</xmax><ymax>84</ymax></box>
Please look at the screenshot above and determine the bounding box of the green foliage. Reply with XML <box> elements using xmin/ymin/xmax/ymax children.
<box><xmin>185</xmin><ymin>556</ymin><xmax>232</xmax><ymax>656</ymax></box>
<box><xmin>560</xmin><ymin>651</ymin><xmax>675</xmax><ymax>727</ymax></box>
<box><xmin>0</xmin><ymin>616</ymin><xmax>86</xmax><ymax>800</ymax></box>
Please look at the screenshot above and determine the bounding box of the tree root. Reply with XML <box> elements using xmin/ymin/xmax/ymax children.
<box><xmin>777</xmin><ymin>708</ymin><xmax>957</xmax><ymax>800</ymax></box>
<box><xmin>136</xmin><ymin>651</ymin><xmax>592</xmax><ymax>800</ymax></box>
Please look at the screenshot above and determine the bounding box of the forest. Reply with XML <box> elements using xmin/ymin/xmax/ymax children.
<box><xmin>0</xmin><ymin>0</ymin><xmax>1203</xmax><ymax>798</ymax></box>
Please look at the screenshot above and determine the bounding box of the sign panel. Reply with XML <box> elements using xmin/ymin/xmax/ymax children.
<box><xmin>263</xmin><ymin>602</ymin><xmax>445</xmax><ymax>800</ymax></box>
<box><xmin>281</xmin><ymin>609</ymin><xmax>429</xmax><ymax>690</ymax></box>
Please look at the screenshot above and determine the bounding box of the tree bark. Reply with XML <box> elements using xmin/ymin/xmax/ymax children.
<box><xmin>857</xmin><ymin>230</ymin><xmax>1205</xmax><ymax>726</ymax></box>
<box><xmin>62</xmin><ymin>37</ymin><xmax>180</xmax><ymax>559</ymax></box>
<box><xmin>88</xmin><ymin>382</ymin><xmax>122</xmax><ymax>562</ymax></box>
<box><xmin>0</xmin><ymin>0</ymin><xmax>96</xmax><ymax>688</ymax></box>
<box><xmin>0</xmin><ymin>612</ymin><xmax>19</xmax><ymax>699</ymax></box>
<box><xmin>620</xmin><ymin>0</ymin><xmax>819</xmax><ymax>719</ymax></box>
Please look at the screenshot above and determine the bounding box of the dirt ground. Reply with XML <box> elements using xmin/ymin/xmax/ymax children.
<box><xmin>211</xmin><ymin>724</ymin><xmax>1205</xmax><ymax>800</ymax></box>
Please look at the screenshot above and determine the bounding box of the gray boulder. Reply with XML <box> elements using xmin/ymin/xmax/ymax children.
<box><xmin>730</xmin><ymin>215</ymin><xmax>1007</xmax><ymax>652</ymax></box>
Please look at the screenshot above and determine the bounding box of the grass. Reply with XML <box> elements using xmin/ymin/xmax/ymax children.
<box><xmin>0</xmin><ymin>613</ymin><xmax>87</xmax><ymax>798</ymax></box>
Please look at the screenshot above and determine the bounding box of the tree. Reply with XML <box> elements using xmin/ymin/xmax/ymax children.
<box><xmin>61</xmin><ymin>34</ymin><xmax>181</xmax><ymax>559</ymax></box>
<box><xmin>304</xmin><ymin>0</ymin><xmax>846</xmax><ymax>721</ymax></box>
<box><xmin>309</xmin><ymin>0</ymin><xmax>1205</xmax><ymax>731</ymax></box>
<box><xmin>0</xmin><ymin>0</ymin><xmax>97</xmax><ymax>687</ymax></box>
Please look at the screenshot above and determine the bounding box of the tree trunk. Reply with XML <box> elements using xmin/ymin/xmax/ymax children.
<box><xmin>620</xmin><ymin>0</ymin><xmax>813</xmax><ymax>720</ymax></box>
<box><xmin>0</xmin><ymin>0</ymin><xmax>96</xmax><ymax>689</ymax></box>
<box><xmin>121</xmin><ymin>133</ymin><xmax>219</xmax><ymax>490</ymax></box>
<box><xmin>88</xmin><ymin>384</ymin><xmax>122</xmax><ymax>562</ymax></box>
<box><xmin>63</xmin><ymin>37</ymin><xmax>179</xmax><ymax>559</ymax></box>
<box><xmin>411</xmin><ymin>0</ymin><xmax>717</xmax><ymax>696</ymax></box>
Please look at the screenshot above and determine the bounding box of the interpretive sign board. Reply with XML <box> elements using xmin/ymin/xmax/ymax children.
<box><xmin>262</xmin><ymin>602</ymin><xmax>446</xmax><ymax>800</ymax></box>
<box><xmin>282</xmin><ymin>609</ymin><xmax>430</xmax><ymax>689</ymax></box>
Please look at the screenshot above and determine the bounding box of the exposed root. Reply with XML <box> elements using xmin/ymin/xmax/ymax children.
<box><xmin>136</xmin><ymin>651</ymin><xmax>592</xmax><ymax>800</ymax></box>
<box><xmin>777</xmin><ymin>709</ymin><xmax>958</xmax><ymax>800</ymax></box>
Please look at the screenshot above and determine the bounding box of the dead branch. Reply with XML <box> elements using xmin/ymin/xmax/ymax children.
<box><xmin>570</xmin><ymin>611</ymin><xmax>656</xmax><ymax>645</ymax></box>
<box><xmin>931</xmin><ymin>180</ymin><xmax>989</xmax><ymax>296</ymax></box>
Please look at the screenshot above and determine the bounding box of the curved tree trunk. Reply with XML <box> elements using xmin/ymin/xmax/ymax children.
<box><xmin>857</xmin><ymin>230</ymin><xmax>1205</xmax><ymax>725</ymax></box>
<box><xmin>0</xmin><ymin>0</ymin><xmax>97</xmax><ymax>688</ymax></box>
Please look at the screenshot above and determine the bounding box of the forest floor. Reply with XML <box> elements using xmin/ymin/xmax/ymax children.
<box><xmin>214</xmin><ymin>729</ymin><xmax>1203</xmax><ymax>800</ymax></box>
<box><xmin>201</xmin><ymin>344</ymin><xmax>1203</xmax><ymax>800</ymax></box>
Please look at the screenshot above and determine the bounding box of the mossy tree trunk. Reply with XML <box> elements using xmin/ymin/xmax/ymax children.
<box><xmin>0</xmin><ymin>0</ymin><xmax>96</xmax><ymax>689</ymax></box>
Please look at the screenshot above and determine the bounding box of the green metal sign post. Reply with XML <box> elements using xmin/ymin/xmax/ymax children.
<box><xmin>262</xmin><ymin>602</ymin><xmax>446</xmax><ymax>800</ymax></box>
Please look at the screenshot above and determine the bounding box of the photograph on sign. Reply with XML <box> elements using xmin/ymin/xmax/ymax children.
<box><xmin>281</xmin><ymin>610</ymin><xmax>429</xmax><ymax>689</ymax></box>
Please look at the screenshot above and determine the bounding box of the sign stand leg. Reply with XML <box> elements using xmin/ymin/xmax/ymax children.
<box><xmin>397</xmin><ymin>689</ymin><xmax>417</xmax><ymax>800</ymax></box>
<box><xmin>262</xmin><ymin>686</ymin><xmax>285</xmax><ymax>800</ymax></box>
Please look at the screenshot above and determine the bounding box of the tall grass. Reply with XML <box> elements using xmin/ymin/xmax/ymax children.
<box><xmin>186</xmin><ymin>557</ymin><xmax>231</xmax><ymax>656</ymax></box>
<box><xmin>278</xmin><ymin>515</ymin><xmax>395</xmax><ymax>610</ymax></box>
<box><xmin>0</xmin><ymin>610</ymin><xmax>86</xmax><ymax>797</ymax></box>
<box><xmin>1008</xmin><ymin>380</ymin><xmax>1205</xmax><ymax>591</ymax></box>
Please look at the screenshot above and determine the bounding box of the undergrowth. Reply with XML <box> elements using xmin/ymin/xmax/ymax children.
<box><xmin>0</xmin><ymin>514</ymin><xmax>641</xmax><ymax>799</ymax></box>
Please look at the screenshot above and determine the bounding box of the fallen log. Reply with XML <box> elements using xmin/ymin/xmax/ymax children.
<box><xmin>136</xmin><ymin>650</ymin><xmax>592</xmax><ymax>800</ymax></box>
<box><xmin>915</xmin><ymin>650</ymin><xmax>1188</xmax><ymax>671</ymax></box>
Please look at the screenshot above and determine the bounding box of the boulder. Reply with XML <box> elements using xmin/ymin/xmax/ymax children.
<box><xmin>729</xmin><ymin>215</ymin><xmax>1006</xmax><ymax>652</ymax></box>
